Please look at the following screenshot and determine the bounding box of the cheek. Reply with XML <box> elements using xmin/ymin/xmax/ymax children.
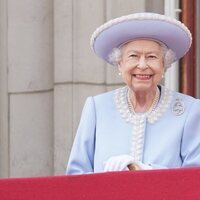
<box><xmin>121</xmin><ymin>71</ymin><xmax>131</xmax><ymax>82</ymax></box>
<box><xmin>120</xmin><ymin>66</ymin><xmax>133</xmax><ymax>83</ymax></box>
<box><xmin>154</xmin><ymin>61</ymin><xmax>164</xmax><ymax>73</ymax></box>
<box><xmin>119</xmin><ymin>62</ymin><xmax>131</xmax><ymax>75</ymax></box>
<box><xmin>154</xmin><ymin>67</ymin><xmax>164</xmax><ymax>80</ymax></box>
<box><xmin>122</xmin><ymin>67</ymin><xmax>134</xmax><ymax>79</ymax></box>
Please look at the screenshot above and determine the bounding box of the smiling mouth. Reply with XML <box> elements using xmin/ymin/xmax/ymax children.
<box><xmin>133</xmin><ymin>74</ymin><xmax>152</xmax><ymax>80</ymax></box>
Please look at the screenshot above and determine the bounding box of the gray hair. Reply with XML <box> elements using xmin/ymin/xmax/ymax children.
<box><xmin>108</xmin><ymin>42</ymin><xmax>177</xmax><ymax>68</ymax></box>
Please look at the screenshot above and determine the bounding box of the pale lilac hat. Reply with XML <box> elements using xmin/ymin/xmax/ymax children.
<box><xmin>90</xmin><ymin>12</ymin><xmax>192</xmax><ymax>65</ymax></box>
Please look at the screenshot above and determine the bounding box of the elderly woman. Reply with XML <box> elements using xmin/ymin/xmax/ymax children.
<box><xmin>66</xmin><ymin>12</ymin><xmax>200</xmax><ymax>174</ymax></box>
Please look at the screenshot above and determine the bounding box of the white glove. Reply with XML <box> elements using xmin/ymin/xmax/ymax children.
<box><xmin>104</xmin><ymin>155</ymin><xmax>134</xmax><ymax>172</ymax></box>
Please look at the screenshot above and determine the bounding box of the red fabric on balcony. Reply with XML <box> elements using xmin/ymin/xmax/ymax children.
<box><xmin>0</xmin><ymin>167</ymin><xmax>200</xmax><ymax>200</ymax></box>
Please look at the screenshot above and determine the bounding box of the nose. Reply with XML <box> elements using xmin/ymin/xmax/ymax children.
<box><xmin>137</xmin><ymin>56</ymin><xmax>148</xmax><ymax>70</ymax></box>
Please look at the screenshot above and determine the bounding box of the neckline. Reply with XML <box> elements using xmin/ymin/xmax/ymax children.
<box><xmin>127</xmin><ymin>87</ymin><xmax>160</xmax><ymax>115</ymax></box>
<box><xmin>115</xmin><ymin>85</ymin><xmax>173</xmax><ymax>124</ymax></box>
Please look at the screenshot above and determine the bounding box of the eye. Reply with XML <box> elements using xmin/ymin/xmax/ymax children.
<box><xmin>129</xmin><ymin>54</ymin><xmax>138</xmax><ymax>58</ymax></box>
<box><xmin>147</xmin><ymin>55</ymin><xmax>157</xmax><ymax>59</ymax></box>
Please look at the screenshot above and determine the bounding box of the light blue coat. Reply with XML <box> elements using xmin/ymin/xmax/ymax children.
<box><xmin>66</xmin><ymin>86</ymin><xmax>200</xmax><ymax>174</ymax></box>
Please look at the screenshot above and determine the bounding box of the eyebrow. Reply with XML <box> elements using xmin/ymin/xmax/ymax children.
<box><xmin>125</xmin><ymin>50</ymin><xmax>160</xmax><ymax>55</ymax></box>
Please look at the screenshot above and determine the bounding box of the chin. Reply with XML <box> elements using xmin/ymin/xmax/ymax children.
<box><xmin>130</xmin><ymin>84</ymin><xmax>154</xmax><ymax>92</ymax></box>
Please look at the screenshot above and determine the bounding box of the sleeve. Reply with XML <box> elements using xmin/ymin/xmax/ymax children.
<box><xmin>66</xmin><ymin>97</ymin><xmax>96</xmax><ymax>174</ymax></box>
<box><xmin>181</xmin><ymin>99</ymin><xmax>200</xmax><ymax>167</ymax></box>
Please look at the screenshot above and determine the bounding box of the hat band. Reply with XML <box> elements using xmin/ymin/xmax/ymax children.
<box><xmin>118</xmin><ymin>38</ymin><xmax>168</xmax><ymax>49</ymax></box>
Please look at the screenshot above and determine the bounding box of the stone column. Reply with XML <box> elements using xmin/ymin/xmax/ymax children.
<box><xmin>0</xmin><ymin>0</ymin><xmax>9</xmax><ymax>178</ymax></box>
<box><xmin>54</xmin><ymin>0</ymin><xmax>106</xmax><ymax>175</ymax></box>
<box><xmin>0</xmin><ymin>0</ymin><xmax>54</xmax><ymax>177</ymax></box>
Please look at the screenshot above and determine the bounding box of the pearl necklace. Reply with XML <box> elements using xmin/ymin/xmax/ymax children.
<box><xmin>127</xmin><ymin>87</ymin><xmax>160</xmax><ymax>116</ymax></box>
<box><xmin>115</xmin><ymin>85</ymin><xmax>172</xmax><ymax>124</ymax></box>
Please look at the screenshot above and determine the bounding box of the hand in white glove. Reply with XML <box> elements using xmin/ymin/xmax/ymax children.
<box><xmin>104</xmin><ymin>155</ymin><xmax>134</xmax><ymax>172</ymax></box>
<box><xmin>128</xmin><ymin>161</ymin><xmax>152</xmax><ymax>170</ymax></box>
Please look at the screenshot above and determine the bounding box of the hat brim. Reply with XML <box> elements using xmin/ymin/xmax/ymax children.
<box><xmin>91</xmin><ymin>15</ymin><xmax>192</xmax><ymax>65</ymax></box>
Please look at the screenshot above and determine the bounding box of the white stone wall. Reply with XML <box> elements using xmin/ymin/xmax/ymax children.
<box><xmin>0</xmin><ymin>0</ymin><xmax>54</xmax><ymax>177</ymax></box>
<box><xmin>0</xmin><ymin>0</ymin><xmax>163</xmax><ymax>177</ymax></box>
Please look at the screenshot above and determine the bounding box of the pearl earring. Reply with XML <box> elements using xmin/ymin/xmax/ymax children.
<box><xmin>162</xmin><ymin>74</ymin><xmax>164</xmax><ymax>79</ymax></box>
<box><xmin>118</xmin><ymin>72</ymin><xmax>121</xmax><ymax>76</ymax></box>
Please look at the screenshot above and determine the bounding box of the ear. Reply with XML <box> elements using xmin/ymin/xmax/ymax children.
<box><xmin>117</xmin><ymin>61</ymin><xmax>123</xmax><ymax>72</ymax></box>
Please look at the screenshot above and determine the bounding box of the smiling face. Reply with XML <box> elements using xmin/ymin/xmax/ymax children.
<box><xmin>118</xmin><ymin>39</ymin><xmax>164</xmax><ymax>92</ymax></box>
